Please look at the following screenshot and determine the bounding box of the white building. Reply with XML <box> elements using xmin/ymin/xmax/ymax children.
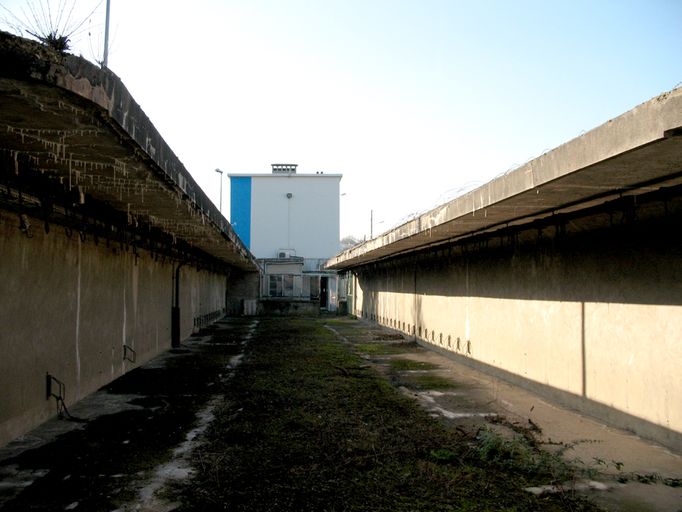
<box><xmin>229</xmin><ymin>164</ymin><xmax>343</xmax><ymax>311</ymax></box>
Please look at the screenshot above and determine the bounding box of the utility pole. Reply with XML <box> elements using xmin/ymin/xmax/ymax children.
<box><xmin>103</xmin><ymin>0</ymin><xmax>111</xmax><ymax>68</ymax></box>
<box><xmin>370</xmin><ymin>209</ymin><xmax>373</xmax><ymax>239</ymax></box>
<box><xmin>215</xmin><ymin>168</ymin><xmax>223</xmax><ymax>213</ymax></box>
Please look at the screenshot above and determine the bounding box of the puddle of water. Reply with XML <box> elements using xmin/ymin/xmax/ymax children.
<box><xmin>430</xmin><ymin>407</ymin><xmax>497</xmax><ymax>420</ymax></box>
<box><xmin>132</xmin><ymin>395</ymin><xmax>222</xmax><ymax>511</ymax></box>
<box><xmin>124</xmin><ymin>320</ymin><xmax>259</xmax><ymax>511</ymax></box>
<box><xmin>0</xmin><ymin>466</ymin><xmax>50</xmax><ymax>507</ymax></box>
<box><xmin>174</xmin><ymin>402</ymin><xmax>218</xmax><ymax>456</ymax></box>
<box><xmin>226</xmin><ymin>354</ymin><xmax>244</xmax><ymax>370</ymax></box>
<box><xmin>242</xmin><ymin>320</ymin><xmax>259</xmax><ymax>341</ymax></box>
<box><xmin>525</xmin><ymin>480</ymin><xmax>609</xmax><ymax>495</ymax></box>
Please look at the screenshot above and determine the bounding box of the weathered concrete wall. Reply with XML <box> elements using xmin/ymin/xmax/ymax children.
<box><xmin>0</xmin><ymin>209</ymin><xmax>228</xmax><ymax>447</ymax></box>
<box><xmin>350</xmin><ymin>198</ymin><xmax>682</xmax><ymax>452</ymax></box>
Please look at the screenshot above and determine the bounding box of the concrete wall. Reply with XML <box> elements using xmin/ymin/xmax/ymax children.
<box><xmin>349</xmin><ymin>197</ymin><xmax>682</xmax><ymax>452</ymax></box>
<box><xmin>0</xmin><ymin>209</ymin><xmax>229</xmax><ymax>447</ymax></box>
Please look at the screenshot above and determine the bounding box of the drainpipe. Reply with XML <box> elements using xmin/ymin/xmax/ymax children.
<box><xmin>260</xmin><ymin>261</ymin><xmax>267</xmax><ymax>298</ymax></box>
<box><xmin>172</xmin><ymin>261</ymin><xmax>189</xmax><ymax>348</ymax></box>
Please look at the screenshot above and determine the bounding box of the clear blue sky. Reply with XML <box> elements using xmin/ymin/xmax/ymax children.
<box><xmin>2</xmin><ymin>0</ymin><xmax>681</xmax><ymax>239</ymax></box>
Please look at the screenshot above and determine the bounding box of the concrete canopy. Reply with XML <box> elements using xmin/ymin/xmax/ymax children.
<box><xmin>328</xmin><ymin>88</ymin><xmax>682</xmax><ymax>270</ymax></box>
<box><xmin>0</xmin><ymin>31</ymin><xmax>257</xmax><ymax>272</ymax></box>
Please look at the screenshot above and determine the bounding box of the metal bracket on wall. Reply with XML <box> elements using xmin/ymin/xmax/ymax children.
<box><xmin>45</xmin><ymin>373</ymin><xmax>84</xmax><ymax>422</ymax></box>
<box><xmin>123</xmin><ymin>344</ymin><xmax>136</xmax><ymax>363</ymax></box>
<box><xmin>45</xmin><ymin>372</ymin><xmax>65</xmax><ymax>401</ymax></box>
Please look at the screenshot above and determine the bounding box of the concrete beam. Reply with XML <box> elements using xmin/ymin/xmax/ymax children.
<box><xmin>328</xmin><ymin>87</ymin><xmax>682</xmax><ymax>269</ymax></box>
<box><xmin>0</xmin><ymin>31</ymin><xmax>258</xmax><ymax>272</ymax></box>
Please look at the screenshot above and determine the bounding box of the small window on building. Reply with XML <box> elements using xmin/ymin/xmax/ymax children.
<box><xmin>269</xmin><ymin>275</ymin><xmax>283</xmax><ymax>297</ymax></box>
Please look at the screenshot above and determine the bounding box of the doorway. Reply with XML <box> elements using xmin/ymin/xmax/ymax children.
<box><xmin>320</xmin><ymin>276</ymin><xmax>328</xmax><ymax>309</ymax></box>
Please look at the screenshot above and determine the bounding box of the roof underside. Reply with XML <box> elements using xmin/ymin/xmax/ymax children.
<box><xmin>0</xmin><ymin>31</ymin><xmax>257</xmax><ymax>272</ymax></box>
<box><xmin>328</xmin><ymin>88</ymin><xmax>682</xmax><ymax>270</ymax></box>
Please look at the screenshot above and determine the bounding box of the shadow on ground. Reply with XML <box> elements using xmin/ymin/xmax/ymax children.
<box><xmin>0</xmin><ymin>317</ymin><xmax>256</xmax><ymax>511</ymax></box>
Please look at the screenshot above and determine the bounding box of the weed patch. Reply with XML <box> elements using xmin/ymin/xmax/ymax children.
<box><xmin>476</xmin><ymin>427</ymin><xmax>574</xmax><ymax>482</ymax></box>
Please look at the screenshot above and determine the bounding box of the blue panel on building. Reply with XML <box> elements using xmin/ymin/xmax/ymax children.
<box><xmin>230</xmin><ymin>176</ymin><xmax>251</xmax><ymax>248</ymax></box>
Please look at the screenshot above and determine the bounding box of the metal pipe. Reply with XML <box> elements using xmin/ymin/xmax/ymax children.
<box><xmin>171</xmin><ymin>261</ymin><xmax>188</xmax><ymax>348</ymax></box>
<box><xmin>103</xmin><ymin>0</ymin><xmax>111</xmax><ymax>68</ymax></box>
<box><xmin>215</xmin><ymin>168</ymin><xmax>223</xmax><ymax>213</ymax></box>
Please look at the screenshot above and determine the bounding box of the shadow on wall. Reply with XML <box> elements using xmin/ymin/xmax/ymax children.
<box><xmin>225</xmin><ymin>270</ymin><xmax>260</xmax><ymax>315</ymax></box>
<box><xmin>358</xmin><ymin>193</ymin><xmax>682</xmax><ymax>314</ymax></box>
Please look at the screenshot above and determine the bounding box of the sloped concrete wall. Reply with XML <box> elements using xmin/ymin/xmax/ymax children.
<box><xmin>350</xmin><ymin>203</ymin><xmax>682</xmax><ymax>452</ymax></box>
<box><xmin>0</xmin><ymin>209</ymin><xmax>227</xmax><ymax>447</ymax></box>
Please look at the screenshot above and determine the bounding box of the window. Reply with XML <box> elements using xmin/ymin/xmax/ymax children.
<box><xmin>269</xmin><ymin>275</ymin><xmax>283</xmax><ymax>297</ymax></box>
<box><xmin>268</xmin><ymin>274</ymin><xmax>298</xmax><ymax>297</ymax></box>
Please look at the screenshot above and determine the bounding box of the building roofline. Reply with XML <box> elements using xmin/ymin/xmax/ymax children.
<box><xmin>228</xmin><ymin>173</ymin><xmax>342</xmax><ymax>178</ymax></box>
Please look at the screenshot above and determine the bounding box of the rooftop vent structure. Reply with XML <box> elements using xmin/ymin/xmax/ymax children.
<box><xmin>272</xmin><ymin>164</ymin><xmax>297</xmax><ymax>174</ymax></box>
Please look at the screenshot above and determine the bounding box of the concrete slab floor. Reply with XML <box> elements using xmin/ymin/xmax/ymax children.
<box><xmin>327</xmin><ymin>319</ymin><xmax>682</xmax><ymax>512</ymax></box>
<box><xmin>0</xmin><ymin>317</ymin><xmax>258</xmax><ymax>511</ymax></box>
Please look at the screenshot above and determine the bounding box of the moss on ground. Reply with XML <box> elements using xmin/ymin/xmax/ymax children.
<box><xmin>396</xmin><ymin>373</ymin><xmax>459</xmax><ymax>390</ymax></box>
<box><xmin>354</xmin><ymin>342</ymin><xmax>419</xmax><ymax>355</ymax></box>
<box><xmin>389</xmin><ymin>359</ymin><xmax>440</xmax><ymax>371</ymax></box>
<box><xmin>173</xmin><ymin>317</ymin><xmax>598</xmax><ymax>512</ymax></box>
